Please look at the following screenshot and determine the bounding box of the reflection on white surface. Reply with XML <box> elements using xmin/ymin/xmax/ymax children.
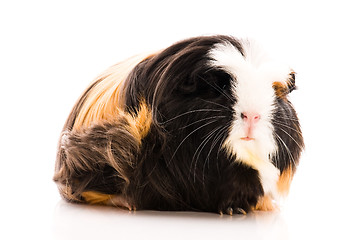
<box><xmin>53</xmin><ymin>200</ymin><xmax>289</xmax><ymax>240</ymax></box>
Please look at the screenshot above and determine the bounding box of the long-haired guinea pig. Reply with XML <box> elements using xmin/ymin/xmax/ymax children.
<box><xmin>54</xmin><ymin>35</ymin><xmax>304</xmax><ymax>215</ymax></box>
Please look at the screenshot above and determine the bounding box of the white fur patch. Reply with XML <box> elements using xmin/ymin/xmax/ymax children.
<box><xmin>209</xmin><ymin>40</ymin><xmax>292</xmax><ymax>198</ymax></box>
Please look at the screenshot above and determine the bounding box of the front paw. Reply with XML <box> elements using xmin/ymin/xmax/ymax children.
<box><xmin>219</xmin><ymin>206</ymin><xmax>247</xmax><ymax>216</ymax></box>
<box><xmin>216</xmin><ymin>163</ymin><xmax>264</xmax><ymax>215</ymax></box>
<box><xmin>217</xmin><ymin>184</ymin><xmax>261</xmax><ymax>215</ymax></box>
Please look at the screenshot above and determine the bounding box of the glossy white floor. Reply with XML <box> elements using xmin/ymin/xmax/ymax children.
<box><xmin>1</xmin><ymin>1</ymin><xmax>361</xmax><ymax>239</ymax></box>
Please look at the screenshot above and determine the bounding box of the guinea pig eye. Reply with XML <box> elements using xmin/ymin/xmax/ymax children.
<box><xmin>216</xmin><ymin>72</ymin><xmax>231</xmax><ymax>90</ymax></box>
<box><xmin>201</xmin><ymin>70</ymin><xmax>232</xmax><ymax>97</ymax></box>
<box><xmin>177</xmin><ymin>69</ymin><xmax>232</xmax><ymax>98</ymax></box>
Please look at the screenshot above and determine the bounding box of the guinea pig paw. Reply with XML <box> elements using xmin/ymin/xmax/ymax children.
<box><xmin>219</xmin><ymin>207</ymin><xmax>247</xmax><ymax>216</ymax></box>
<box><xmin>226</xmin><ymin>207</ymin><xmax>233</xmax><ymax>216</ymax></box>
<box><xmin>234</xmin><ymin>207</ymin><xmax>247</xmax><ymax>215</ymax></box>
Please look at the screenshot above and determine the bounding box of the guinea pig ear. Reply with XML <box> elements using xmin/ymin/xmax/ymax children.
<box><xmin>273</xmin><ymin>71</ymin><xmax>297</xmax><ymax>98</ymax></box>
<box><xmin>287</xmin><ymin>71</ymin><xmax>297</xmax><ymax>93</ymax></box>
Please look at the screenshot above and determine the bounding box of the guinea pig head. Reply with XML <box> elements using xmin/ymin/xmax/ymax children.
<box><xmin>124</xmin><ymin>36</ymin><xmax>303</xmax><ymax>198</ymax></box>
<box><xmin>207</xmin><ymin>40</ymin><xmax>304</xmax><ymax>196</ymax></box>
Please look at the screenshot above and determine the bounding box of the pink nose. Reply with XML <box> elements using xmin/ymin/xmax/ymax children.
<box><xmin>241</xmin><ymin>112</ymin><xmax>260</xmax><ymax>124</ymax></box>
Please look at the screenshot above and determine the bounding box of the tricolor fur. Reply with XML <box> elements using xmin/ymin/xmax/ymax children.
<box><xmin>54</xmin><ymin>35</ymin><xmax>304</xmax><ymax>214</ymax></box>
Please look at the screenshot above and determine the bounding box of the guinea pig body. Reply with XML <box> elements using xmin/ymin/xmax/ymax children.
<box><xmin>54</xmin><ymin>35</ymin><xmax>304</xmax><ymax>214</ymax></box>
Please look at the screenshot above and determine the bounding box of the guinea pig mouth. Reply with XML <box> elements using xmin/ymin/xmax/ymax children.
<box><xmin>241</xmin><ymin>137</ymin><xmax>255</xmax><ymax>141</ymax></box>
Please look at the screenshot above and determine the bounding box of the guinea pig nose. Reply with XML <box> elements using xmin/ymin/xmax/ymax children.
<box><xmin>241</xmin><ymin>112</ymin><xmax>260</xmax><ymax>123</ymax></box>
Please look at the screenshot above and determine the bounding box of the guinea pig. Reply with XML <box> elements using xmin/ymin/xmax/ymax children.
<box><xmin>53</xmin><ymin>35</ymin><xmax>304</xmax><ymax>215</ymax></box>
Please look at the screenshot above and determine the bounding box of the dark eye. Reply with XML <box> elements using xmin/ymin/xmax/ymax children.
<box><xmin>202</xmin><ymin>69</ymin><xmax>232</xmax><ymax>97</ymax></box>
<box><xmin>177</xmin><ymin>68</ymin><xmax>232</xmax><ymax>99</ymax></box>
<box><xmin>216</xmin><ymin>71</ymin><xmax>231</xmax><ymax>91</ymax></box>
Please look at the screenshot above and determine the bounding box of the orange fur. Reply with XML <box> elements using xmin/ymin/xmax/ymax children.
<box><xmin>254</xmin><ymin>195</ymin><xmax>276</xmax><ymax>211</ymax></box>
<box><xmin>254</xmin><ymin>166</ymin><xmax>295</xmax><ymax>211</ymax></box>
<box><xmin>113</xmin><ymin>100</ymin><xmax>153</xmax><ymax>146</ymax></box>
<box><xmin>273</xmin><ymin>81</ymin><xmax>288</xmax><ymax>99</ymax></box>
<box><xmin>73</xmin><ymin>53</ymin><xmax>153</xmax><ymax>130</ymax></box>
<box><xmin>81</xmin><ymin>191</ymin><xmax>133</xmax><ymax>210</ymax></box>
<box><xmin>277</xmin><ymin>166</ymin><xmax>294</xmax><ymax>196</ymax></box>
<box><xmin>131</xmin><ymin>100</ymin><xmax>153</xmax><ymax>140</ymax></box>
<box><xmin>273</xmin><ymin>71</ymin><xmax>296</xmax><ymax>99</ymax></box>
<box><xmin>81</xmin><ymin>191</ymin><xmax>114</xmax><ymax>205</ymax></box>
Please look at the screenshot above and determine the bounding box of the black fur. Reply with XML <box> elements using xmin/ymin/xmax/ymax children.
<box><xmin>272</xmin><ymin>98</ymin><xmax>304</xmax><ymax>173</ymax></box>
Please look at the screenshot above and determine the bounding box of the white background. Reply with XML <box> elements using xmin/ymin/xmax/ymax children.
<box><xmin>1</xmin><ymin>1</ymin><xmax>361</xmax><ymax>239</ymax></box>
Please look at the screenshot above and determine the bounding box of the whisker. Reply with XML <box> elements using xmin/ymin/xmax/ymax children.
<box><xmin>168</xmin><ymin>120</ymin><xmax>217</xmax><ymax>166</ymax></box>
<box><xmin>274</xmin><ymin>115</ymin><xmax>299</xmax><ymax>121</ymax></box>
<box><xmin>272</xmin><ymin>120</ymin><xmax>303</xmax><ymax>135</ymax></box>
<box><xmin>159</xmin><ymin>109</ymin><xmax>222</xmax><ymax>124</ymax></box>
<box><xmin>199</xmin><ymin>98</ymin><xmax>233</xmax><ymax>112</ymax></box>
<box><xmin>198</xmin><ymin>75</ymin><xmax>233</xmax><ymax>102</ymax></box>
<box><xmin>209</xmin><ymin>126</ymin><xmax>227</xmax><ymax>162</ymax></box>
<box><xmin>276</xmin><ymin>127</ymin><xmax>304</xmax><ymax>150</ymax></box>
<box><xmin>202</xmin><ymin>126</ymin><xmax>227</xmax><ymax>182</ymax></box>
<box><xmin>179</xmin><ymin>116</ymin><xmax>226</xmax><ymax>130</ymax></box>
<box><xmin>192</xmin><ymin>126</ymin><xmax>222</xmax><ymax>167</ymax></box>
<box><xmin>274</xmin><ymin>133</ymin><xmax>296</xmax><ymax>167</ymax></box>
<box><xmin>217</xmin><ymin>127</ymin><xmax>230</xmax><ymax>159</ymax></box>
<box><xmin>190</xmin><ymin>125</ymin><xmax>223</xmax><ymax>183</ymax></box>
